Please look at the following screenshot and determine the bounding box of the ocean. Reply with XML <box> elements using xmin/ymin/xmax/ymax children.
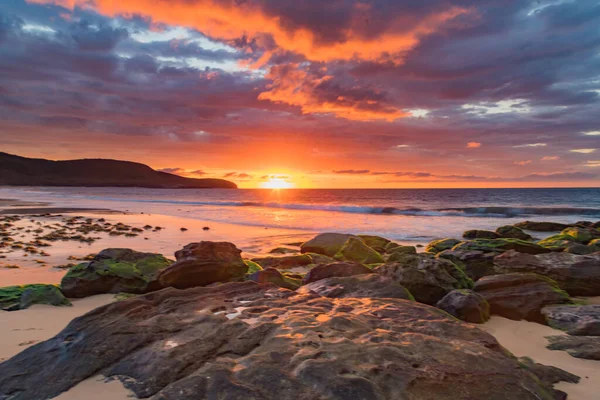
<box><xmin>1</xmin><ymin>187</ymin><xmax>599</xmax><ymax>242</ymax></box>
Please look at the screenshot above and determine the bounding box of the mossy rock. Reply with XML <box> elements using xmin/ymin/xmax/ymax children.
<box><xmin>0</xmin><ymin>284</ymin><xmax>71</xmax><ymax>311</ymax></box>
<box><xmin>425</xmin><ymin>238</ymin><xmax>461</xmax><ymax>254</ymax></box>
<box><xmin>462</xmin><ymin>230</ymin><xmax>500</xmax><ymax>240</ymax></box>
<box><xmin>334</xmin><ymin>237</ymin><xmax>384</xmax><ymax>264</ymax></box>
<box><xmin>357</xmin><ymin>235</ymin><xmax>391</xmax><ymax>253</ymax></box>
<box><xmin>61</xmin><ymin>248</ymin><xmax>173</xmax><ymax>298</ymax></box>
<box><xmin>244</xmin><ymin>260</ymin><xmax>263</xmax><ymax>274</ymax></box>
<box><xmin>559</xmin><ymin>227</ymin><xmax>600</xmax><ymax>244</ymax></box>
<box><xmin>386</xmin><ymin>246</ymin><xmax>417</xmax><ymax>262</ymax></box>
<box><xmin>452</xmin><ymin>238</ymin><xmax>550</xmax><ymax>255</ymax></box>
<box><xmin>300</xmin><ymin>233</ymin><xmax>357</xmax><ymax>257</ymax></box>
<box><xmin>496</xmin><ymin>226</ymin><xmax>533</xmax><ymax>241</ymax></box>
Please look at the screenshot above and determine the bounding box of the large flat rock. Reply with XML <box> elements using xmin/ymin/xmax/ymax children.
<box><xmin>0</xmin><ymin>282</ymin><xmax>561</xmax><ymax>400</ymax></box>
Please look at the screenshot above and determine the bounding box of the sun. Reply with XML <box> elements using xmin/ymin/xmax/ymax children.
<box><xmin>261</xmin><ymin>176</ymin><xmax>294</xmax><ymax>189</ymax></box>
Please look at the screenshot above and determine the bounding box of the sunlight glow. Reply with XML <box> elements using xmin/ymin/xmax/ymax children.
<box><xmin>261</xmin><ymin>177</ymin><xmax>294</xmax><ymax>189</ymax></box>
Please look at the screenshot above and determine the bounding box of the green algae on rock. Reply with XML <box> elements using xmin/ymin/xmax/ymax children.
<box><xmin>61</xmin><ymin>248</ymin><xmax>172</xmax><ymax>298</ymax></box>
<box><xmin>0</xmin><ymin>284</ymin><xmax>71</xmax><ymax>311</ymax></box>
<box><xmin>334</xmin><ymin>237</ymin><xmax>384</xmax><ymax>264</ymax></box>
<box><xmin>496</xmin><ymin>225</ymin><xmax>533</xmax><ymax>241</ymax></box>
<box><xmin>425</xmin><ymin>238</ymin><xmax>461</xmax><ymax>254</ymax></box>
<box><xmin>452</xmin><ymin>238</ymin><xmax>551</xmax><ymax>254</ymax></box>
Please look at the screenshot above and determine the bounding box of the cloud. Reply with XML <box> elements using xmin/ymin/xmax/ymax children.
<box><xmin>541</xmin><ymin>156</ymin><xmax>560</xmax><ymax>161</ymax></box>
<box><xmin>333</xmin><ymin>169</ymin><xmax>371</xmax><ymax>174</ymax></box>
<box><xmin>158</xmin><ymin>167</ymin><xmax>187</xmax><ymax>175</ymax></box>
<box><xmin>224</xmin><ymin>172</ymin><xmax>253</xmax><ymax>179</ymax></box>
<box><xmin>584</xmin><ymin>131</ymin><xmax>600</xmax><ymax>136</ymax></box>
<box><xmin>584</xmin><ymin>161</ymin><xmax>600</xmax><ymax>168</ymax></box>
<box><xmin>570</xmin><ymin>149</ymin><xmax>596</xmax><ymax>154</ymax></box>
<box><xmin>513</xmin><ymin>143</ymin><xmax>547</xmax><ymax>148</ymax></box>
<box><xmin>466</xmin><ymin>142</ymin><xmax>481</xmax><ymax>148</ymax></box>
<box><xmin>514</xmin><ymin>160</ymin><xmax>532</xmax><ymax>166</ymax></box>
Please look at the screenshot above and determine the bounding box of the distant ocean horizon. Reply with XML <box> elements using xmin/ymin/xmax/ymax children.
<box><xmin>1</xmin><ymin>186</ymin><xmax>599</xmax><ymax>242</ymax></box>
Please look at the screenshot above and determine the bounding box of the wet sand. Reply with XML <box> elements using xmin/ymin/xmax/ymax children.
<box><xmin>482</xmin><ymin>316</ymin><xmax>600</xmax><ymax>400</ymax></box>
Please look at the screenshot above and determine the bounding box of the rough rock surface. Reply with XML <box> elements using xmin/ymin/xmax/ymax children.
<box><xmin>474</xmin><ymin>273</ymin><xmax>571</xmax><ymax>323</ymax></box>
<box><xmin>247</xmin><ymin>268</ymin><xmax>301</xmax><ymax>290</ymax></box>
<box><xmin>0</xmin><ymin>281</ymin><xmax>562</xmax><ymax>400</ymax></box>
<box><xmin>437</xmin><ymin>249</ymin><xmax>499</xmax><ymax>281</ymax></box>
<box><xmin>560</xmin><ymin>227</ymin><xmax>600</xmax><ymax>244</ymax></box>
<box><xmin>452</xmin><ymin>239</ymin><xmax>551</xmax><ymax>255</ymax></box>
<box><xmin>463</xmin><ymin>230</ymin><xmax>500</xmax><ymax>239</ymax></box>
<box><xmin>300</xmin><ymin>233</ymin><xmax>357</xmax><ymax>257</ymax></box>
<box><xmin>496</xmin><ymin>226</ymin><xmax>533</xmax><ymax>241</ymax></box>
<box><xmin>334</xmin><ymin>237</ymin><xmax>384</xmax><ymax>264</ymax></box>
<box><xmin>375</xmin><ymin>254</ymin><xmax>472</xmax><ymax>305</ymax></box>
<box><xmin>546</xmin><ymin>335</ymin><xmax>600</xmax><ymax>360</ymax></box>
<box><xmin>425</xmin><ymin>238</ymin><xmax>461</xmax><ymax>254</ymax></box>
<box><xmin>159</xmin><ymin>242</ymin><xmax>247</xmax><ymax>289</ymax></box>
<box><xmin>298</xmin><ymin>274</ymin><xmax>413</xmax><ymax>300</ymax></box>
<box><xmin>252</xmin><ymin>254</ymin><xmax>313</xmax><ymax>270</ymax></box>
<box><xmin>494</xmin><ymin>251</ymin><xmax>600</xmax><ymax>296</ymax></box>
<box><xmin>357</xmin><ymin>235</ymin><xmax>390</xmax><ymax>253</ymax></box>
<box><xmin>303</xmin><ymin>261</ymin><xmax>372</xmax><ymax>284</ymax></box>
<box><xmin>0</xmin><ymin>284</ymin><xmax>71</xmax><ymax>311</ymax></box>
<box><xmin>514</xmin><ymin>221</ymin><xmax>569</xmax><ymax>232</ymax></box>
<box><xmin>62</xmin><ymin>248</ymin><xmax>172</xmax><ymax>298</ymax></box>
<box><xmin>385</xmin><ymin>246</ymin><xmax>417</xmax><ymax>262</ymax></box>
<box><xmin>436</xmin><ymin>289</ymin><xmax>490</xmax><ymax>323</ymax></box>
<box><xmin>517</xmin><ymin>357</ymin><xmax>580</xmax><ymax>385</ymax></box>
<box><xmin>542</xmin><ymin>304</ymin><xmax>600</xmax><ymax>335</ymax></box>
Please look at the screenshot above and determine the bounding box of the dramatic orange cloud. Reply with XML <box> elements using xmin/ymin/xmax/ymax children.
<box><xmin>466</xmin><ymin>142</ymin><xmax>481</xmax><ymax>148</ymax></box>
<box><xmin>28</xmin><ymin>0</ymin><xmax>469</xmax><ymax>63</ymax></box>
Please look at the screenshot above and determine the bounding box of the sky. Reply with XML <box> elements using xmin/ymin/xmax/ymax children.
<box><xmin>0</xmin><ymin>0</ymin><xmax>599</xmax><ymax>188</ymax></box>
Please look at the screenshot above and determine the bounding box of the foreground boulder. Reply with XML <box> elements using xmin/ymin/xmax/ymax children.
<box><xmin>494</xmin><ymin>251</ymin><xmax>600</xmax><ymax>296</ymax></box>
<box><xmin>496</xmin><ymin>225</ymin><xmax>533</xmax><ymax>241</ymax></box>
<box><xmin>514</xmin><ymin>221</ymin><xmax>569</xmax><ymax>232</ymax></box>
<box><xmin>546</xmin><ymin>336</ymin><xmax>600</xmax><ymax>360</ymax></box>
<box><xmin>298</xmin><ymin>274</ymin><xmax>413</xmax><ymax>300</ymax></box>
<box><xmin>375</xmin><ymin>254</ymin><xmax>472</xmax><ymax>305</ymax></box>
<box><xmin>542</xmin><ymin>304</ymin><xmax>600</xmax><ymax>335</ymax></box>
<box><xmin>61</xmin><ymin>248</ymin><xmax>172</xmax><ymax>298</ymax></box>
<box><xmin>436</xmin><ymin>289</ymin><xmax>490</xmax><ymax>323</ymax></box>
<box><xmin>474</xmin><ymin>273</ymin><xmax>571</xmax><ymax>323</ymax></box>
<box><xmin>452</xmin><ymin>238</ymin><xmax>551</xmax><ymax>255</ymax></box>
<box><xmin>0</xmin><ymin>281</ymin><xmax>563</xmax><ymax>400</ymax></box>
<box><xmin>357</xmin><ymin>234</ymin><xmax>390</xmax><ymax>253</ymax></box>
<box><xmin>0</xmin><ymin>284</ymin><xmax>70</xmax><ymax>311</ymax></box>
<box><xmin>303</xmin><ymin>261</ymin><xmax>372</xmax><ymax>284</ymax></box>
<box><xmin>425</xmin><ymin>238</ymin><xmax>461</xmax><ymax>254</ymax></box>
<box><xmin>158</xmin><ymin>242</ymin><xmax>247</xmax><ymax>289</ymax></box>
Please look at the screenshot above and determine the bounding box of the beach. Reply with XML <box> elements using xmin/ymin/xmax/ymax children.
<box><xmin>1</xmin><ymin>188</ymin><xmax>600</xmax><ymax>399</ymax></box>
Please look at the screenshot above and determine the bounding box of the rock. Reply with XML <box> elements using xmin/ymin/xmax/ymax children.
<box><xmin>542</xmin><ymin>304</ymin><xmax>600</xmax><ymax>335</ymax></box>
<box><xmin>252</xmin><ymin>254</ymin><xmax>313</xmax><ymax>269</ymax></box>
<box><xmin>357</xmin><ymin>234</ymin><xmax>390</xmax><ymax>253</ymax></box>
<box><xmin>494</xmin><ymin>251</ymin><xmax>600</xmax><ymax>296</ymax></box>
<box><xmin>303</xmin><ymin>262</ymin><xmax>373</xmax><ymax>284</ymax></box>
<box><xmin>436</xmin><ymin>289</ymin><xmax>490</xmax><ymax>323</ymax></box>
<box><xmin>425</xmin><ymin>238</ymin><xmax>461</xmax><ymax>254</ymax></box>
<box><xmin>546</xmin><ymin>335</ymin><xmax>600</xmax><ymax>360</ymax></box>
<box><xmin>159</xmin><ymin>242</ymin><xmax>247</xmax><ymax>289</ymax></box>
<box><xmin>452</xmin><ymin>238</ymin><xmax>551</xmax><ymax>255</ymax></box>
<box><xmin>463</xmin><ymin>230</ymin><xmax>500</xmax><ymax>239</ymax></box>
<box><xmin>61</xmin><ymin>248</ymin><xmax>173</xmax><ymax>298</ymax></box>
<box><xmin>244</xmin><ymin>260</ymin><xmax>263</xmax><ymax>274</ymax></box>
<box><xmin>334</xmin><ymin>237</ymin><xmax>384</xmax><ymax>264</ymax></box>
<box><xmin>474</xmin><ymin>273</ymin><xmax>571</xmax><ymax>323</ymax></box>
<box><xmin>517</xmin><ymin>356</ymin><xmax>580</xmax><ymax>385</ymax></box>
<box><xmin>0</xmin><ymin>281</ymin><xmax>562</xmax><ymax>400</ymax></box>
<box><xmin>298</xmin><ymin>274</ymin><xmax>413</xmax><ymax>300</ymax></box>
<box><xmin>304</xmin><ymin>252</ymin><xmax>336</xmax><ymax>265</ymax></box>
<box><xmin>248</xmin><ymin>268</ymin><xmax>301</xmax><ymax>290</ymax></box>
<box><xmin>438</xmin><ymin>249</ymin><xmax>500</xmax><ymax>281</ymax></box>
<box><xmin>560</xmin><ymin>226</ymin><xmax>600</xmax><ymax>244</ymax></box>
<box><xmin>514</xmin><ymin>221</ymin><xmax>569</xmax><ymax>232</ymax></box>
<box><xmin>385</xmin><ymin>245</ymin><xmax>417</xmax><ymax>262</ymax></box>
<box><xmin>268</xmin><ymin>247</ymin><xmax>298</xmax><ymax>255</ymax></box>
<box><xmin>0</xmin><ymin>284</ymin><xmax>71</xmax><ymax>311</ymax></box>
<box><xmin>590</xmin><ymin>238</ymin><xmax>600</xmax><ymax>246</ymax></box>
<box><xmin>300</xmin><ymin>232</ymin><xmax>357</xmax><ymax>257</ymax></box>
<box><xmin>496</xmin><ymin>225</ymin><xmax>533</xmax><ymax>240</ymax></box>
<box><xmin>563</xmin><ymin>242</ymin><xmax>599</xmax><ymax>255</ymax></box>
<box><xmin>375</xmin><ymin>254</ymin><xmax>473</xmax><ymax>305</ymax></box>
